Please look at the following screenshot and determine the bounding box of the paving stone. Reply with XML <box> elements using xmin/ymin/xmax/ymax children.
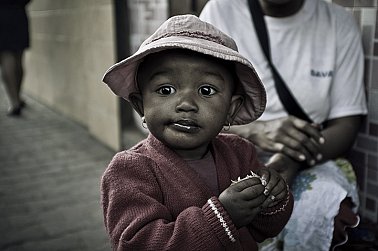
<box><xmin>0</xmin><ymin>87</ymin><xmax>113</xmax><ymax>250</ymax></box>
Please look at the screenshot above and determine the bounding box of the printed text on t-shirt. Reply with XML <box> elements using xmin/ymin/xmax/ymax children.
<box><xmin>311</xmin><ymin>70</ymin><xmax>333</xmax><ymax>78</ymax></box>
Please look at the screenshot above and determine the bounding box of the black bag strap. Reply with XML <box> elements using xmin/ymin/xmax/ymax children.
<box><xmin>247</xmin><ymin>0</ymin><xmax>313</xmax><ymax>123</ymax></box>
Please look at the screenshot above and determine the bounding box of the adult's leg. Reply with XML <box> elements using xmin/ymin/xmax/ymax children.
<box><xmin>331</xmin><ymin>198</ymin><xmax>360</xmax><ymax>250</ymax></box>
<box><xmin>0</xmin><ymin>50</ymin><xmax>24</xmax><ymax>115</ymax></box>
<box><xmin>281</xmin><ymin>162</ymin><xmax>360</xmax><ymax>251</ymax></box>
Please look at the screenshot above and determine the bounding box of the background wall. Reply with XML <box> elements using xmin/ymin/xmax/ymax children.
<box><xmin>24</xmin><ymin>0</ymin><xmax>121</xmax><ymax>150</ymax></box>
<box><xmin>333</xmin><ymin>0</ymin><xmax>378</xmax><ymax>223</ymax></box>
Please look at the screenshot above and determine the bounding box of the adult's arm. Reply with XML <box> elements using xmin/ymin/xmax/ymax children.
<box><xmin>230</xmin><ymin>117</ymin><xmax>323</xmax><ymax>165</ymax></box>
<box><xmin>263</xmin><ymin>115</ymin><xmax>362</xmax><ymax>184</ymax></box>
<box><xmin>318</xmin><ymin>115</ymin><xmax>362</xmax><ymax>161</ymax></box>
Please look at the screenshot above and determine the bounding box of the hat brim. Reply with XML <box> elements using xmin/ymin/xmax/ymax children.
<box><xmin>103</xmin><ymin>36</ymin><xmax>266</xmax><ymax>125</ymax></box>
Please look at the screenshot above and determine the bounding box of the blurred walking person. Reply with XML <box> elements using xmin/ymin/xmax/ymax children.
<box><xmin>0</xmin><ymin>0</ymin><xmax>31</xmax><ymax>116</ymax></box>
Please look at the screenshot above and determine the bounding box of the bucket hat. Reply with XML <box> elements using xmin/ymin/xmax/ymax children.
<box><xmin>102</xmin><ymin>14</ymin><xmax>266</xmax><ymax>125</ymax></box>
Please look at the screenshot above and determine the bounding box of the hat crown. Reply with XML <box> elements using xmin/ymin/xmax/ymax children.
<box><xmin>103</xmin><ymin>14</ymin><xmax>266</xmax><ymax>125</ymax></box>
<box><xmin>141</xmin><ymin>15</ymin><xmax>238</xmax><ymax>51</ymax></box>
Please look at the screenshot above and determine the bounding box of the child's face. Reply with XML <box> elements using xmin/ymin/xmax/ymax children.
<box><xmin>132</xmin><ymin>50</ymin><xmax>243</xmax><ymax>160</ymax></box>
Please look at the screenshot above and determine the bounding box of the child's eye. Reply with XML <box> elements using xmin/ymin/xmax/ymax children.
<box><xmin>199</xmin><ymin>86</ymin><xmax>217</xmax><ymax>96</ymax></box>
<box><xmin>156</xmin><ymin>86</ymin><xmax>176</xmax><ymax>95</ymax></box>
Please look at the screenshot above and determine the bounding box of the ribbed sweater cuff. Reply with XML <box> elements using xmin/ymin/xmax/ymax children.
<box><xmin>203</xmin><ymin>196</ymin><xmax>238</xmax><ymax>246</ymax></box>
<box><xmin>260</xmin><ymin>188</ymin><xmax>291</xmax><ymax>216</ymax></box>
<box><xmin>253</xmin><ymin>192</ymin><xmax>294</xmax><ymax>235</ymax></box>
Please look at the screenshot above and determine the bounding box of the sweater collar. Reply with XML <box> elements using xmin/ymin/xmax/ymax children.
<box><xmin>145</xmin><ymin>133</ymin><xmax>231</xmax><ymax>196</ymax></box>
<box><xmin>146</xmin><ymin>134</ymin><xmax>215</xmax><ymax>196</ymax></box>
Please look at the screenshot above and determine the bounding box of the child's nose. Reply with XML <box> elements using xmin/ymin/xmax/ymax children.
<box><xmin>175</xmin><ymin>92</ymin><xmax>198</xmax><ymax>113</ymax></box>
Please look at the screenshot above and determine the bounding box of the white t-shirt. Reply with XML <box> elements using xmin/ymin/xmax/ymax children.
<box><xmin>200</xmin><ymin>0</ymin><xmax>367</xmax><ymax>123</ymax></box>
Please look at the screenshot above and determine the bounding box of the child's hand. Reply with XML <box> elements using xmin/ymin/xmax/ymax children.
<box><xmin>255</xmin><ymin>168</ymin><xmax>288</xmax><ymax>208</ymax></box>
<box><xmin>219</xmin><ymin>177</ymin><xmax>266</xmax><ymax>228</ymax></box>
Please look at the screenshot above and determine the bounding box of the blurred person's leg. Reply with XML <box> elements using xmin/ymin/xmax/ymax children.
<box><xmin>0</xmin><ymin>50</ymin><xmax>24</xmax><ymax>116</ymax></box>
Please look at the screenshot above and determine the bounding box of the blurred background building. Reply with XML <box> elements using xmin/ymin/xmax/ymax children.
<box><xmin>23</xmin><ymin>0</ymin><xmax>378</xmax><ymax>223</ymax></box>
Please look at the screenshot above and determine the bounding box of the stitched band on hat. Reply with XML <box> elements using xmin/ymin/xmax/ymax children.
<box><xmin>148</xmin><ymin>31</ymin><xmax>228</xmax><ymax>47</ymax></box>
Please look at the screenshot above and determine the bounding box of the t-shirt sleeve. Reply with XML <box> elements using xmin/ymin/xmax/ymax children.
<box><xmin>199</xmin><ymin>0</ymin><xmax>222</xmax><ymax>23</ymax></box>
<box><xmin>199</xmin><ymin>0</ymin><xmax>234</xmax><ymax>36</ymax></box>
<box><xmin>328</xmin><ymin>10</ymin><xmax>367</xmax><ymax>119</ymax></box>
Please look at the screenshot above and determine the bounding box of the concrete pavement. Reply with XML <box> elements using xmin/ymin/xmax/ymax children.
<box><xmin>0</xmin><ymin>86</ymin><xmax>113</xmax><ymax>251</ymax></box>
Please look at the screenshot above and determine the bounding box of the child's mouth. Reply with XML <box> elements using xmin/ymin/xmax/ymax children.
<box><xmin>171</xmin><ymin>120</ymin><xmax>200</xmax><ymax>133</ymax></box>
<box><xmin>173</xmin><ymin>123</ymin><xmax>192</xmax><ymax>130</ymax></box>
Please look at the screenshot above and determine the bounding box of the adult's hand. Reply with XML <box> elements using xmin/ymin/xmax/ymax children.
<box><xmin>266</xmin><ymin>153</ymin><xmax>301</xmax><ymax>186</ymax></box>
<box><xmin>230</xmin><ymin>116</ymin><xmax>324</xmax><ymax>165</ymax></box>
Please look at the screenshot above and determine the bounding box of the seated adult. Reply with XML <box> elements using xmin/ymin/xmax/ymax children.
<box><xmin>200</xmin><ymin>0</ymin><xmax>368</xmax><ymax>250</ymax></box>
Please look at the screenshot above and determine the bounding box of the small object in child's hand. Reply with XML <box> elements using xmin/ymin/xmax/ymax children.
<box><xmin>231</xmin><ymin>171</ymin><xmax>264</xmax><ymax>185</ymax></box>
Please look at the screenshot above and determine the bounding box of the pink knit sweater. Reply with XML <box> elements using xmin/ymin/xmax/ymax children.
<box><xmin>101</xmin><ymin>133</ymin><xmax>293</xmax><ymax>250</ymax></box>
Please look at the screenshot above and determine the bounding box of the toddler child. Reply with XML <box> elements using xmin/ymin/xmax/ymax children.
<box><xmin>101</xmin><ymin>14</ymin><xmax>293</xmax><ymax>251</ymax></box>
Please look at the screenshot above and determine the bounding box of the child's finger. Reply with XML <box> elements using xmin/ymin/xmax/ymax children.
<box><xmin>246</xmin><ymin>194</ymin><xmax>267</xmax><ymax>209</ymax></box>
<box><xmin>230</xmin><ymin>176</ymin><xmax>262</xmax><ymax>191</ymax></box>
<box><xmin>240</xmin><ymin>184</ymin><xmax>265</xmax><ymax>200</ymax></box>
<box><xmin>261</xmin><ymin>189</ymin><xmax>286</xmax><ymax>208</ymax></box>
<box><xmin>254</xmin><ymin>168</ymin><xmax>269</xmax><ymax>189</ymax></box>
<box><xmin>268</xmin><ymin>180</ymin><xmax>287</xmax><ymax>201</ymax></box>
<box><xmin>261</xmin><ymin>195</ymin><xmax>275</xmax><ymax>208</ymax></box>
<box><xmin>258</xmin><ymin>168</ymin><xmax>270</xmax><ymax>186</ymax></box>
<box><xmin>259</xmin><ymin>169</ymin><xmax>280</xmax><ymax>196</ymax></box>
<box><xmin>274</xmin><ymin>188</ymin><xmax>288</xmax><ymax>202</ymax></box>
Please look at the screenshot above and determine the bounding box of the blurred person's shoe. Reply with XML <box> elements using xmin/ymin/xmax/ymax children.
<box><xmin>7</xmin><ymin>104</ymin><xmax>22</xmax><ymax>117</ymax></box>
<box><xmin>7</xmin><ymin>99</ymin><xmax>26</xmax><ymax>117</ymax></box>
<box><xmin>20</xmin><ymin>100</ymin><xmax>26</xmax><ymax>108</ymax></box>
<box><xmin>7</xmin><ymin>107</ymin><xmax>21</xmax><ymax>116</ymax></box>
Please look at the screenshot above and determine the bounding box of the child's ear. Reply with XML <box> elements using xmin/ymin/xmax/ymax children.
<box><xmin>227</xmin><ymin>95</ymin><xmax>244</xmax><ymax>124</ymax></box>
<box><xmin>129</xmin><ymin>93</ymin><xmax>144</xmax><ymax>117</ymax></box>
